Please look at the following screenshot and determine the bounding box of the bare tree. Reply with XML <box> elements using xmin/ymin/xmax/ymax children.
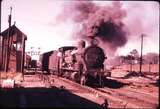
<box><xmin>130</xmin><ymin>49</ymin><xmax>139</xmax><ymax>64</ymax></box>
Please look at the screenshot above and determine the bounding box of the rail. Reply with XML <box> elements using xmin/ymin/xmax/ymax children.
<box><xmin>50</xmin><ymin>75</ymin><xmax>147</xmax><ymax>108</ymax></box>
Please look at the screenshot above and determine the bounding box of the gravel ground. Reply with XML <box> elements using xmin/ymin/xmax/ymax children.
<box><xmin>0</xmin><ymin>74</ymin><xmax>103</xmax><ymax>108</ymax></box>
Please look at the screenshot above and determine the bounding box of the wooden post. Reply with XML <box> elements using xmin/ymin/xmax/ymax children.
<box><xmin>139</xmin><ymin>34</ymin><xmax>145</xmax><ymax>75</ymax></box>
<box><xmin>21</xmin><ymin>36</ymin><xmax>24</xmax><ymax>73</ymax></box>
<box><xmin>0</xmin><ymin>0</ymin><xmax>2</xmax><ymax>32</ymax></box>
<box><xmin>0</xmin><ymin>0</ymin><xmax>2</xmax><ymax>70</ymax></box>
<box><xmin>5</xmin><ymin>7</ymin><xmax>12</xmax><ymax>72</ymax></box>
<box><xmin>0</xmin><ymin>0</ymin><xmax>1</xmax><ymax>86</ymax></box>
<box><xmin>21</xmin><ymin>36</ymin><xmax>26</xmax><ymax>81</ymax></box>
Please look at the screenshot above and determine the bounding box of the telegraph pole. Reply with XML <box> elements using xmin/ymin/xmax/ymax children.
<box><xmin>0</xmin><ymin>0</ymin><xmax>2</xmax><ymax>65</ymax></box>
<box><xmin>4</xmin><ymin>7</ymin><xmax>12</xmax><ymax>72</ymax></box>
<box><xmin>0</xmin><ymin>0</ymin><xmax>2</xmax><ymax>32</ymax></box>
<box><xmin>0</xmin><ymin>0</ymin><xmax>2</xmax><ymax>70</ymax></box>
<box><xmin>0</xmin><ymin>0</ymin><xmax>2</xmax><ymax>86</ymax></box>
<box><xmin>139</xmin><ymin>34</ymin><xmax>146</xmax><ymax>76</ymax></box>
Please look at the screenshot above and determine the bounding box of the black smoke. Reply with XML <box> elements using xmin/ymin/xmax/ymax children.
<box><xmin>57</xmin><ymin>1</ymin><xmax>128</xmax><ymax>52</ymax></box>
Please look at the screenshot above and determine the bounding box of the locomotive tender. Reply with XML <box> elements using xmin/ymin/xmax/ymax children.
<box><xmin>41</xmin><ymin>39</ymin><xmax>107</xmax><ymax>86</ymax></box>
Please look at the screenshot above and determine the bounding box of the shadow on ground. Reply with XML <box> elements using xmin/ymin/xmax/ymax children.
<box><xmin>102</xmin><ymin>78</ymin><xmax>130</xmax><ymax>88</ymax></box>
<box><xmin>86</xmin><ymin>75</ymin><xmax>129</xmax><ymax>89</ymax></box>
<box><xmin>0</xmin><ymin>87</ymin><xmax>104</xmax><ymax>108</ymax></box>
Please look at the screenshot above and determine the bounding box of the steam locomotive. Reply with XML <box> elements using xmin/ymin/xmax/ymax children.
<box><xmin>40</xmin><ymin>39</ymin><xmax>107</xmax><ymax>87</ymax></box>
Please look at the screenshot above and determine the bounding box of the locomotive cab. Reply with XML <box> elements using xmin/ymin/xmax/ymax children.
<box><xmin>58</xmin><ymin>46</ymin><xmax>78</xmax><ymax>77</ymax></box>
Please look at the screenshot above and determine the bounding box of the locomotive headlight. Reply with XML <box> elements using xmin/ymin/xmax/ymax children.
<box><xmin>91</xmin><ymin>38</ymin><xmax>99</xmax><ymax>46</ymax></box>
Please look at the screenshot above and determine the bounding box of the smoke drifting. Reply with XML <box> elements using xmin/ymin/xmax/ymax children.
<box><xmin>57</xmin><ymin>1</ymin><xmax>128</xmax><ymax>53</ymax></box>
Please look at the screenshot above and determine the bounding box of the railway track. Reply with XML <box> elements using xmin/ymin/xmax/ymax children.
<box><xmin>49</xmin><ymin>75</ymin><xmax>159</xmax><ymax>108</ymax></box>
<box><xmin>17</xmin><ymin>73</ymin><xmax>158</xmax><ymax>108</ymax></box>
<box><xmin>107</xmin><ymin>76</ymin><xmax>157</xmax><ymax>87</ymax></box>
<box><xmin>96</xmin><ymin>87</ymin><xmax>158</xmax><ymax>108</ymax></box>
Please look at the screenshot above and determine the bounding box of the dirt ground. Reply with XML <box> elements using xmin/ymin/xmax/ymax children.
<box><xmin>0</xmin><ymin>70</ymin><xmax>159</xmax><ymax>108</ymax></box>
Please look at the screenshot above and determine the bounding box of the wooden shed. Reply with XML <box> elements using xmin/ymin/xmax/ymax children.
<box><xmin>0</xmin><ymin>25</ymin><xmax>27</xmax><ymax>73</ymax></box>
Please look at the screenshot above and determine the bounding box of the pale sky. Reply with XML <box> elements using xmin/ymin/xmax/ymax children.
<box><xmin>1</xmin><ymin>0</ymin><xmax>159</xmax><ymax>59</ymax></box>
